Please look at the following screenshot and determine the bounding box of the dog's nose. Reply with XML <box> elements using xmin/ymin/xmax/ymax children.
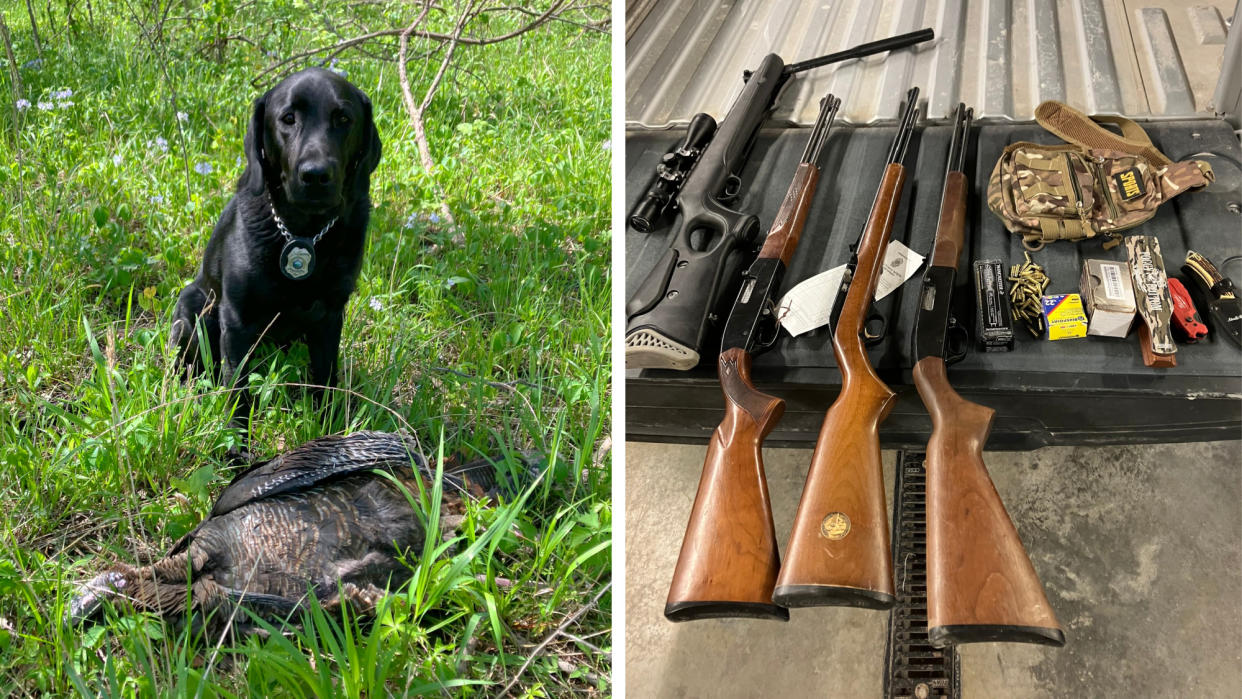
<box><xmin>299</xmin><ymin>162</ymin><xmax>334</xmax><ymax>186</ymax></box>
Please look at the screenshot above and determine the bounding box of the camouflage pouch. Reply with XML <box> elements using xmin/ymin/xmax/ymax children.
<box><xmin>987</xmin><ymin>101</ymin><xmax>1214</xmax><ymax>250</ymax></box>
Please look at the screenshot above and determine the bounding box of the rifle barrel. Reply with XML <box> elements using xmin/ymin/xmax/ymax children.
<box><xmin>799</xmin><ymin>95</ymin><xmax>841</xmax><ymax>165</ymax></box>
<box><xmin>945</xmin><ymin>103</ymin><xmax>972</xmax><ymax>178</ymax></box>
<box><xmin>886</xmin><ymin>87</ymin><xmax>920</xmax><ymax>165</ymax></box>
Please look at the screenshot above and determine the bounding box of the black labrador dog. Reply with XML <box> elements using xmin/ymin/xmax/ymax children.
<box><xmin>170</xmin><ymin>68</ymin><xmax>381</xmax><ymax>420</ymax></box>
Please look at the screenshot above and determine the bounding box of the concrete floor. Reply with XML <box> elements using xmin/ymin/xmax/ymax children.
<box><xmin>625</xmin><ymin>440</ymin><xmax>1242</xmax><ymax>698</ymax></box>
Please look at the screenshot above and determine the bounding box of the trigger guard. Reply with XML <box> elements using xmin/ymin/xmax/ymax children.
<box><xmin>863</xmin><ymin>311</ymin><xmax>887</xmax><ymax>347</ymax></box>
<box><xmin>738</xmin><ymin>214</ymin><xmax>761</xmax><ymax>245</ymax></box>
<box><xmin>945</xmin><ymin>320</ymin><xmax>970</xmax><ymax>365</ymax></box>
<box><xmin>752</xmin><ymin>314</ymin><xmax>782</xmax><ymax>352</ymax></box>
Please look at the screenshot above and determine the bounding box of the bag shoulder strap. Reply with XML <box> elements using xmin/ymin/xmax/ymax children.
<box><xmin>1034</xmin><ymin>101</ymin><xmax>1172</xmax><ymax>166</ymax></box>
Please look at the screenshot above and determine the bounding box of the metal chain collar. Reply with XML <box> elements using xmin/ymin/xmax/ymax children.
<box><xmin>269</xmin><ymin>199</ymin><xmax>337</xmax><ymax>246</ymax></box>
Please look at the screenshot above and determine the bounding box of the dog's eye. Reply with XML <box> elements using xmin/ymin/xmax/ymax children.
<box><xmin>280</xmin><ymin>112</ymin><xmax>296</xmax><ymax>125</ymax></box>
<box><xmin>336</xmin><ymin>114</ymin><xmax>351</xmax><ymax>127</ymax></box>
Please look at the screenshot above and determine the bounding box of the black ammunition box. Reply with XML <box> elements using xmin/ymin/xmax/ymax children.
<box><xmin>973</xmin><ymin>259</ymin><xmax>1015</xmax><ymax>352</ymax></box>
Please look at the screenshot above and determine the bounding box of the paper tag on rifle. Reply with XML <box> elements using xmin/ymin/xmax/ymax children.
<box><xmin>874</xmin><ymin>241</ymin><xmax>924</xmax><ymax>300</ymax></box>
<box><xmin>776</xmin><ymin>241</ymin><xmax>925</xmax><ymax>337</ymax></box>
<box><xmin>776</xmin><ymin>265</ymin><xmax>848</xmax><ymax>337</ymax></box>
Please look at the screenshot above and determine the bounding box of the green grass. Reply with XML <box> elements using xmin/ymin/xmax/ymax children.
<box><xmin>0</xmin><ymin>2</ymin><xmax>610</xmax><ymax>696</ymax></box>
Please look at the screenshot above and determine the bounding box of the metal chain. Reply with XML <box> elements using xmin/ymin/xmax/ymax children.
<box><xmin>269</xmin><ymin>199</ymin><xmax>337</xmax><ymax>246</ymax></box>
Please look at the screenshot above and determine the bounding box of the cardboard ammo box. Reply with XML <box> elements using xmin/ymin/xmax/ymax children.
<box><xmin>1080</xmin><ymin>259</ymin><xmax>1137</xmax><ymax>338</ymax></box>
<box><xmin>1041</xmin><ymin>294</ymin><xmax>1089</xmax><ymax>340</ymax></box>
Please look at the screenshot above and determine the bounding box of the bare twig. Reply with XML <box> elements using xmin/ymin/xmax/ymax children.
<box><xmin>0</xmin><ymin>13</ymin><xmax>28</xmax><ymax>242</ymax></box>
<box><xmin>398</xmin><ymin>0</ymin><xmax>460</xmax><ymax>228</ymax></box>
<box><xmin>558</xmin><ymin>630</ymin><xmax>606</xmax><ymax>655</ymax></box>
<box><xmin>23</xmin><ymin>0</ymin><xmax>42</xmax><ymax>57</ymax></box>
<box><xmin>251</xmin><ymin>0</ymin><xmax>582</xmax><ymax>86</ymax></box>
<box><xmin>0</xmin><ymin>14</ymin><xmax>21</xmax><ymax>95</ymax></box>
<box><xmin>417</xmin><ymin>1</ymin><xmax>472</xmax><ymax>115</ymax></box>
<box><xmin>497</xmin><ymin>581</ymin><xmax>611</xmax><ymax>696</ymax></box>
<box><xmin>477</xmin><ymin>4</ymin><xmax>607</xmax><ymax>33</ymax></box>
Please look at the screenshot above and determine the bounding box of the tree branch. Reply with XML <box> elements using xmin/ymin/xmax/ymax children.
<box><xmin>250</xmin><ymin>0</ymin><xmax>584</xmax><ymax>86</ymax></box>
<box><xmin>397</xmin><ymin>1</ymin><xmax>457</xmax><ymax>228</ymax></box>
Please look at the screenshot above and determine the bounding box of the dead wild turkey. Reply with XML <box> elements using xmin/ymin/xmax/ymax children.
<box><xmin>68</xmin><ymin>431</ymin><xmax>529</xmax><ymax>631</ymax></box>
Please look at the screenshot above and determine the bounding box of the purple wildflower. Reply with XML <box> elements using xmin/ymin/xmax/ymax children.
<box><xmin>15</xmin><ymin>99</ymin><xmax>29</xmax><ymax>111</ymax></box>
<box><xmin>194</xmin><ymin>162</ymin><xmax>213</xmax><ymax>175</ymax></box>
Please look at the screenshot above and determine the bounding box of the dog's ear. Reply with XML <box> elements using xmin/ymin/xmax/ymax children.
<box><xmin>349</xmin><ymin>93</ymin><xmax>382</xmax><ymax>200</ymax></box>
<box><xmin>239</xmin><ymin>94</ymin><xmax>268</xmax><ymax>196</ymax></box>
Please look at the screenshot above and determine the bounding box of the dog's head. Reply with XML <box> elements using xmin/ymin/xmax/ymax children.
<box><xmin>241</xmin><ymin>68</ymin><xmax>382</xmax><ymax>211</ymax></box>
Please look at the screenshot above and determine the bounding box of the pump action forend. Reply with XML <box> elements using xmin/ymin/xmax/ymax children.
<box><xmin>913</xmin><ymin>105</ymin><xmax>1065</xmax><ymax>647</ymax></box>
<box><xmin>624</xmin><ymin>29</ymin><xmax>935</xmax><ymax>371</ymax></box>
<box><xmin>773</xmin><ymin>88</ymin><xmax>920</xmax><ymax>609</ymax></box>
<box><xmin>665</xmin><ymin>95</ymin><xmax>841</xmax><ymax>622</ymax></box>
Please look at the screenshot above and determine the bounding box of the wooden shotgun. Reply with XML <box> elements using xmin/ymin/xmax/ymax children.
<box><xmin>772</xmin><ymin>88</ymin><xmax>920</xmax><ymax>609</ymax></box>
<box><xmin>912</xmin><ymin>105</ymin><xmax>1065</xmax><ymax>646</ymax></box>
<box><xmin>665</xmin><ymin>95</ymin><xmax>842</xmax><ymax>622</ymax></box>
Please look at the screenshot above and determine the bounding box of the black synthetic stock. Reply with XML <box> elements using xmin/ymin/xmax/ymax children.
<box><xmin>624</xmin><ymin>55</ymin><xmax>786</xmax><ymax>355</ymax></box>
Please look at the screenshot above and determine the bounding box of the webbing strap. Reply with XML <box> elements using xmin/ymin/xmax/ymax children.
<box><xmin>1034</xmin><ymin>101</ymin><xmax>1172</xmax><ymax>166</ymax></box>
<box><xmin>1036</xmin><ymin>216</ymin><xmax>1092</xmax><ymax>241</ymax></box>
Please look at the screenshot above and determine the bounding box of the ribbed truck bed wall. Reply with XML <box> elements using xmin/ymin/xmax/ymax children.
<box><xmin>626</xmin><ymin>0</ymin><xmax>1239</xmax><ymax>127</ymax></box>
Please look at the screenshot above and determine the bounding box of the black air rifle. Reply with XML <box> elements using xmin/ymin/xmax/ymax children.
<box><xmin>624</xmin><ymin>28</ymin><xmax>934</xmax><ymax>370</ymax></box>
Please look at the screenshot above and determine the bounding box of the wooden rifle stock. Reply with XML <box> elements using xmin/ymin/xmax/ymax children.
<box><xmin>665</xmin><ymin>347</ymin><xmax>788</xmax><ymax>621</ymax></box>
<box><xmin>913</xmin><ymin>168</ymin><xmax>1065</xmax><ymax>646</ymax></box>
<box><xmin>914</xmin><ymin>358</ymin><xmax>1065</xmax><ymax>646</ymax></box>
<box><xmin>772</xmin><ymin>164</ymin><xmax>906</xmax><ymax>609</ymax></box>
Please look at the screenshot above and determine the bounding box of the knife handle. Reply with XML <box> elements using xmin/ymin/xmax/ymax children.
<box><xmin>1184</xmin><ymin>250</ymin><xmax>1235</xmax><ymax>299</ymax></box>
<box><xmin>1168</xmin><ymin>277</ymin><xmax>1208</xmax><ymax>342</ymax></box>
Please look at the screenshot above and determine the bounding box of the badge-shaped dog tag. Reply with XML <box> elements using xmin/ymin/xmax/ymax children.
<box><xmin>280</xmin><ymin>238</ymin><xmax>315</xmax><ymax>280</ymax></box>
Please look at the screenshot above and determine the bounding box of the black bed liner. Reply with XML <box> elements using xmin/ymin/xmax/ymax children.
<box><xmin>625</xmin><ymin>118</ymin><xmax>1242</xmax><ymax>450</ymax></box>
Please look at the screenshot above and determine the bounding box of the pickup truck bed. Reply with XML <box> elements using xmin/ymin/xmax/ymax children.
<box><xmin>624</xmin><ymin>119</ymin><xmax>1242</xmax><ymax>449</ymax></box>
